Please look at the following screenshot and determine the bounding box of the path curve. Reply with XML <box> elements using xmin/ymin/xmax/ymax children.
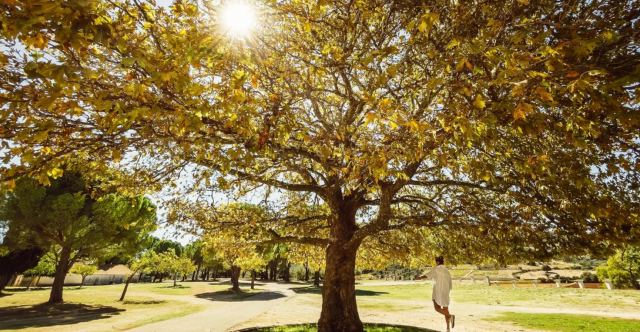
<box><xmin>126</xmin><ymin>280</ymin><xmax>297</xmax><ymax>332</ymax></box>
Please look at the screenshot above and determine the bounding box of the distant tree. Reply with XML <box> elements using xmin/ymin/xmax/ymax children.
<box><xmin>153</xmin><ymin>249</ymin><xmax>195</xmax><ymax>287</ymax></box>
<box><xmin>289</xmin><ymin>243</ymin><xmax>325</xmax><ymax>286</ymax></box>
<box><xmin>597</xmin><ymin>246</ymin><xmax>640</xmax><ymax>289</ymax></box>
<box><xmin>0</xmin><ymin>173</ymin><xmax>157</xmax><ymax>303</ymax></box>
<box><xmin>22</xmin><ymin>253</ymin><xmax>56</xmax><ymax>290</ymax></box>
<box><xmin>70</xmin><ymin>263</ymin><xmax>98</xmax><ymax>288</ymax></box>
<box><xmin>201</xmin><ymin>251</ymin><xmax>225</xmax><ymax>281</ymax></box>
<box><xmin>150</xmin><ymin>238</ymin><xmax>184</xmax><ymax>256</ymax></box>
<box><xmin>120</xmin><ymin>251</ymin><xmax>158</xmax><ymax>301</ymax></box>
<box><xmin>203</xmin><ymin>233</ymin><xmax>262</xmax><ymax>292</ymax></box>
<box><xmin>184</xmin><ymin>240</ymin><xmax>204</xmax><ymax>281</ymax></box>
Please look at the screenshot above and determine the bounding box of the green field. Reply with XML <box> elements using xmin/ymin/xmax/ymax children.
<box><xmin>487</xmin><ymin>312</ymin><xmax>640</xmax><ymax>332</ymax></box>
<box><xmin>354</xmin><ymin>283</ymin><xmax>640</xmax><ymax>312</ymax></box>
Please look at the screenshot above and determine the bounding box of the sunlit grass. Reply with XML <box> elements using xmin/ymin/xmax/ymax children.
<box><xmin>354</xmin><ymin>283</ymin><xmax>640</xmax><ymax>312</ymax></box>
<box><xmin>0</xmin><ymin>284</ymin><xmax>205</xmax><ymax>332</ymax></box>
<box><xmin>486</xmin><ymin>312</ymin><xmax>640</xmax><ymax>332</ymax></box>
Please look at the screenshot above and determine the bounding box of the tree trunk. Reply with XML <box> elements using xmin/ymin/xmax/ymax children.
<box><xmin>230</xmin><ymin>266</ymin><xmax>241</xmax><ymax>291</ymax></box>
<box><xmin>283</xmin><ymin>261</ymin><xmax>291</xmax><ymax>282</ymax></box>
<box><xmin>269</xmin><ymin>260</ymin><xmax>278</xmax><ymax>281</ymax></box>
<box><xmin>318</xmin><ymin>205</ymin><xmax>363</xmax><ymax>332</ymax></box>
<box><xmin>173</xmin><ymin>273</ymin><xmax>177</xmax><ymax>287</ymax></box>
<box><xmin>318</xmin><ymin>243</ymin><xmax>362</xmax><ymax>332</ymax></box>
<box><xmin>119</xmin><ymin>274</ymin><xmax>135</xmax><ymax>301</ymax></box>
<box><xmin>191</xmin><ymin>263</ymin><xmax>201</xmax><ymax>281</ymax></box>
<box><xmin>80</xmin><ymin>275</ymin><xmax>86</xmax><ymax>289</ymax></box>
<box><xmin>313</xmin><ymin>270</ymin><xmax>321</xmax><ymax>287</ymax></box>
<box><xmin>251</xmin><ymin>270</ymin><xmax>256</xmax><ymax>290</ymax></box>
<box><xmin>49</xmin><ymin>246</ymin><xmax>72</xmax><ymax>304</ymax></box>
<box><xmin>304</xmin><ymin>261</ymin><xmax>310</xmax><ymax>282</ymax></box>
<box><xmin>0</xmin><ymin>273</ymin><xmax>11</xmax><ymax>293</ymax></box>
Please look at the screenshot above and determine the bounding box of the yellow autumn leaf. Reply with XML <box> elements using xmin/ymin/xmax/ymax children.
<box><xmin>379</xmin><ymin>98</ymin><xmax>393</xmax><ymax>110</ymax></box>
<box><xmin>365</xmin><ymin>112</ymin><xmax>377</xmax><ymax>123</ymax></box>
<box><xmin>418</xmin><ymin>20</ymin><xmax>428</xmax><ymax>33</ymax></box>
<box><xmin>513</xmin><ymin>102</ymin><xmax>533</xmax><ymax>120</ymax></box>
<box><xmin>473</xmin><ymin>95</ymin><xmax>486</xmax><ymax>109</ymax></box>
<box><xmin>534</xmin><ymin>87</ymin><xmax>554</xmax><ymax>102</ymax></box>
<box><xmin>406</xmin><ymin>120</ymin><xmax>419</xmax><ymax>131</ymax></box>
<box><xmin>47</xmin><ymin>167</ymin><xmax>64</xmax><ymax>179</ymax></box>
<box><xmin>446</xmin><ymin>39</ymin><xmax>460</xmax><ymax>50</ymax></box>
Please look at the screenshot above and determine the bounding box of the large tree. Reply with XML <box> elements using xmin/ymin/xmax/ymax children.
<box><xmin>0</xmin><ymin>172</ymin><xmax>157</xmax><ymax>303</ymax></box>
<box><xmin>1</xmin><ymin>0</ymin><xmax>639</xmax><ymax>330</ymax></box>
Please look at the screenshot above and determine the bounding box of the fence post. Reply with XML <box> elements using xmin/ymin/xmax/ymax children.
<box><xmin>512</xmin><ymin>279</ymin><xmax>517</xmax><ymax>289</ymax></box>
<box><xmin>577</xmin><ymin>279</ymin><xmax>584</xmax><ymax>289</ymax></box>
<box><xmin>555</xmin><ymin>280</ymin><xmax>561</xmax><ymax>288</ymax></box>
<box><xmin>604</xmin><ymin>279</ymin><xmax>613</xmax><ymax>290</ymax></box>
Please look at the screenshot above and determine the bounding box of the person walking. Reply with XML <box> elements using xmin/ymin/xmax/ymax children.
<box><xmin>421</xmin><ymin>256</ymin><xmax>455</xmax><ymax>331</ymax></box>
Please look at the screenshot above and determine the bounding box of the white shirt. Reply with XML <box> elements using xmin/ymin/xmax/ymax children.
<box><xmin>427</xmin><ymin>265</ymin><xmax>452</xmax><ymax>307</ymax></box>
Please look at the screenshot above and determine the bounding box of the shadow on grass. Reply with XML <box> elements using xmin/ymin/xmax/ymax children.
<box><xmin>158</xmin><ymin>285</ymin><xmax>191</xmax><ymax>289</ymax></box>
<box><xmin>0</xmin><ymin>303</ymin><xmax>124</xmax><ymax>329</ymax></box>
<box><xmin>208</xmin><ymin>280</ymin><xmax>267</xmax><ymax>287</ymax></box>
<box><xmin>195</xmin><ymin>289</ymin><xmax>285</xmax><ymax>302</ymax></box>
<box><xmin>122</xmin><ymin>300</ymin><xmax>167</xmax><ymax>305</ymax></box>
<box><xmin>290</xmin><ymin>286</ymin><xmax>388</xmax><ymax>297</ymax></box>
<box><xmin>3</xmin><ymin>287</ymin><xmax>49</xmax><ymax>292</ymax></box>
<box><xmin>235</xmin><ymin>323</ymin><xmax>437</xmax><ymax>332</ymax></box>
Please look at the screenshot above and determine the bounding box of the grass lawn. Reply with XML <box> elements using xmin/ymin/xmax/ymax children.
<box><xmin>354</xmin><ymin>283</ymin><xmax>640</xmax><ymax>312</ymax></box>
<box><xmin>0</xmin><ymin>283</ymin><xmax>213</xmax><ymax>331</ymax></box>
<box><xmin>451</xmin><ymin>283</ymin><xmax>640</xmax><ymax>311</ymax></box>
<box><xmin>487</xmin><ymin>312</ymin><xmax>640</xmax><ymax>332</ymax></box>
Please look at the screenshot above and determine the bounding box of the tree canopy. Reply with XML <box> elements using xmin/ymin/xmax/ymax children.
<box><xmin>0</xmin><ymin>171</ymin><xmax>157</xmax><ymax>303</ymax></box>
<box><xmin>1</xmin><ymin>0</ymin><xmax>639</xmax><ymax>330</ymax></box>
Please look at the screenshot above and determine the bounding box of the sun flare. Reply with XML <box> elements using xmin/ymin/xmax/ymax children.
<box><xmin>219</xmin><ymin>1</ymin><xmax>258</xmax><ymax>39</ymax></box>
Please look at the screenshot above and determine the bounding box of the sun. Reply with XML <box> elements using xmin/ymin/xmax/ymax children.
<box><xmin>219</xmin><ymin>1</ymin><xmax>258</xmax><ymax>39</ymax></box>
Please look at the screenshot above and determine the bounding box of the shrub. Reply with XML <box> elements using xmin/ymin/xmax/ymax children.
<box><xmin>580</xmin><ymin>272</ymin><xmax>599</xmax><ymax>283</ymax></box>
<box><xmin>596</xmin><ymin>247</ymin><xmax>640</xmax><ymax>289</ymax></box>
<box><xmin>541</xmin><ymin>265</ymin><xmax>552</xmax><ymax>272</ymax></box>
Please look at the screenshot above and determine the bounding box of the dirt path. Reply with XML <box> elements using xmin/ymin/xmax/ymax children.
<box><xmin>127</xmin><ymin>281</ymin><xmax>297</xmax><ymax>332</ymax></box>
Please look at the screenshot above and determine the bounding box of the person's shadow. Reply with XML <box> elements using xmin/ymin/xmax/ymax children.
<box><xmin>0</xmin><ymin>303</ymin><xmax>123</xmax><ymax>329</ymax></box>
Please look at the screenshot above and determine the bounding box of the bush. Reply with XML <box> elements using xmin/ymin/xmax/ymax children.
<box><xmin>596</xmin><ymin>247</ymin><xmax>640</xmax><ymax>289</ymax></box>
<box><xmin>580</xmin><ymin>272</ymin><xmax>599</xmax><ymax>283</ymax></box>
<box><xmin>541</xmin><ymin>265</ymin><xmax>552</xmax><ymax>272</ymax></box>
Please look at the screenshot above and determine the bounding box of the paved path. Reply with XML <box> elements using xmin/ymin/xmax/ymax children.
<box><xmin>128</xmin><ymin>281</ymin><xmax>297</xmax><ymax>332</ymax></box>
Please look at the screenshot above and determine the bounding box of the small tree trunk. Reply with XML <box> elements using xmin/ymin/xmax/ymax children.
<box><xmin>304</xmin><ymin>261</ymin><xmax>310</xmax><ymax>282</ymax></box>
<box><xmin>251</xmin><ymin>270</ymin><xmax>256</xmax><ymax>289</ymax></box>
<box><xmin>119</xmin><ymin>274</ymin><xmax>136</xmax><ymax>301</ymax></box>
<box><xmin>49</xmin><ymin>246</ymin><xmax>72</xmax><ymax>304</ymax></box>
<box><xmin>194</xmin><ymin>263</ymin><xmax>201</xmax><ymax>281</ymax></box>
<box><xmin>80</xmin><ymin>275</ymin><xmax>86</xmax><ymax>289</ymax></box>
<box><xmin>283</xmin><ymin>261</ymin><xmax>291</xmax><ymax>282</ymax></box>
<box><xmin>0</xmin><ymin>273</ymin><xmax>12</xmax><ymax>293</ymax></box>
<box><xmin>230</xmin><ymin>266</ymin><xmax>241</xmax><ymax>291</ymax></box>
<box><xmin>314</xmin><ymin>270</ymin><xmax>321</xmax><ymax>287</ymax></box>
<box><xmin>26</xmin><ymin>276</ymin><xmax>34</xmax><ymax>290</ymax></box>
<box><xmin>173</xmin><ymin>273</ymin><xmax>177</xmax><ymax>287</ymax></box>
